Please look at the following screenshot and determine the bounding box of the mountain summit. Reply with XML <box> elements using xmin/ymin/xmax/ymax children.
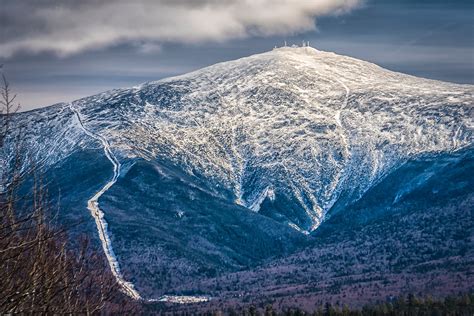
<box><xmin>9</xmin><ymin>47</ymin><xmax>472</xmax><ymax>229</ymax></box>
<box><xmin>3</xmin><ymin>47</ymin><xmax>473</xmax><ymax>299</ymax></box>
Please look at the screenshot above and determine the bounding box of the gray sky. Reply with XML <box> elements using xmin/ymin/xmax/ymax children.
<box><xmin>1</xmin><ymin>0</ymin><xmax>473</xmax><ymax>111</ymax></box>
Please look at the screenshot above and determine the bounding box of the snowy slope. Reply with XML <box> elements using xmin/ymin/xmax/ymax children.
<box><xmin>2</xmin><ymin>46</ymin><xmax>473</xmax><ymax>301</ymax></box>
<box><xmin>3</xmin><ymin>46</ymin><xmax>473</xmax><ymax>232</ymax></box>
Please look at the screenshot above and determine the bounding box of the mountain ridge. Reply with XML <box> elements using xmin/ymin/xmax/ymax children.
<box><xmin>7</xmin><ymin>46</ymin><xmax>471</xmax><ymax>230</ymax></box>
<box><xmin>1</xmin><ymin>47</ymin><xmax>472</xmax><ymax>300</ymax></box>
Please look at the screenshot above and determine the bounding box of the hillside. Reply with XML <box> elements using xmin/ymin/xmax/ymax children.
<box><xmin>1</xmin><ymin>47</ymin><xmax>472</xmax><ymax>303</ymax></box>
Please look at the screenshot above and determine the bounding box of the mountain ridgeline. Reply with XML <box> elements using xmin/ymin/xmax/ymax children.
<box><xmin>2</xmin><ymin>47</ymin><xmax>473</xmax><ymax>304</ymax></box>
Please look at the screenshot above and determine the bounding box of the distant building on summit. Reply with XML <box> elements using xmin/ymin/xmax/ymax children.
<box><xmin>274</xmin><ymin>40</ymin><xmax>311</xmax><ymax>49</ymax></box>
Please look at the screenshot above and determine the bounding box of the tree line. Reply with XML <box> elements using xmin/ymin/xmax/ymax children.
<box><xmin>184</xmin><ymin>293</ymin><xmax>474</xmax><ymax>316</ymax></box>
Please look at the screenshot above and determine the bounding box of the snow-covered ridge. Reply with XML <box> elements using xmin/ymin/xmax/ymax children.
<box><xmin>2</xmin><ymin>46</ymin><xmax>472</xmax><ymax>300</ymax></box>
<box><xmin>4</xmin><ymin>47</ymin><xmax>474</xmax><ymax>233</ymax></box>
<box><xmin>120</xmin><ymin>47</ymin><xmax>473</xmax><ymax>230</ymax></box>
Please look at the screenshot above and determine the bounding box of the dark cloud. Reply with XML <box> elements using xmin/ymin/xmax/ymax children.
<box><xmin>0</xmin><ymin>0</ymin><xmax>362</xmax><ymax>57</ymax></box>
<box><xmin>2</xmin><ymin>0</ymin><xmax>472</xmax><ymax>111</ymax></box>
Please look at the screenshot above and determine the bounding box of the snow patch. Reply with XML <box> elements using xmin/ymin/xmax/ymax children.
<box><xmin>288</xmin><ymin>222</ymin><xmax>310</xmax><ymax>235</ymax></box>
<box><xmin>151</xmin><ymin>295</ymin><xmax>210</xmax><ymax>304</ymax></box>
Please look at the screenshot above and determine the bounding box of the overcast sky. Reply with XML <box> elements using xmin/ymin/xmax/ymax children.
<box><xmin>1</xmin><ymin>0</ymin><xmax>473</xmax><ymax>111</ymax></box>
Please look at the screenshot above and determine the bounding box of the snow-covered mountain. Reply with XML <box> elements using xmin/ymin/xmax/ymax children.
<box><xmin>6</xmin><ymin>46</ymin><xmax>472</xmax><ymax>229</ymax></box>
<box><xmin>2</xmin><ymin>46</ymin><xmax>473</xmax><ymax>300</ymax></box>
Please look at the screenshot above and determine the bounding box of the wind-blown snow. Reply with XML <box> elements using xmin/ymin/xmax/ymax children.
<box><xmin>120</xmin><ymin>47</ymin><xmax>472</xmax><ymax>230</ymax></box>
<box><xmin>4</xmin><ymin>47</ymin><xmax>473</xmax><ymax>232</ymax></box>
<box><xmin>2</xmin><ymin>48</ymin><xmax>473</xmax><ymax>295</ymax></box>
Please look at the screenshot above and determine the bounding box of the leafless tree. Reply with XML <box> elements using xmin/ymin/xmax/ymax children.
<box><xmin>0</xmin><ymin>67</ymin><xmax>139</xmax><ymax>314</ymax></box>
<box><xmin>0</xmin><ymin>64</ymin><xmax>20</xmax><ymax>147</ymax></box>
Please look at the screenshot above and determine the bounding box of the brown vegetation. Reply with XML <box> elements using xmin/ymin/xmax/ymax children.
<box><xmin>0</xmin><ymin>67</ymin><xmax>137</xmax><ymax>314</ymax></box>
<box><xmin>194</xmin><ymin>293</ymin><xmax>474</xmax><ymax>315</ymax></box>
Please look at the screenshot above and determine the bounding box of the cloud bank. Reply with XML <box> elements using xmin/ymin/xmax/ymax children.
<box><xmin>0</xmin><ymin>0</ymin><xmax>361</xmax><ymax>57</ymax></box>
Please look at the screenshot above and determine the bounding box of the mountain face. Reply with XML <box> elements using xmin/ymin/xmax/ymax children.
<box><xmin>2</xmin><ymin>47</ymin><xmax>473</xmax><ymax>302</ymax></box>
<box><xmin>172</xmin><ymin>147</ymin><xmax>474</xmax><ymax>312</ymax></box>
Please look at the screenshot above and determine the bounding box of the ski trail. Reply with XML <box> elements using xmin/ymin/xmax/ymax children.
<box><xmin>69</xmin><ymin>104</ymin><xmax>142</xmax><ymax>300</ymax></box>
<box><xmin>70</xmin><ymin>104</ymin><xmax>210</xmax><ymax>303</ymax></box>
